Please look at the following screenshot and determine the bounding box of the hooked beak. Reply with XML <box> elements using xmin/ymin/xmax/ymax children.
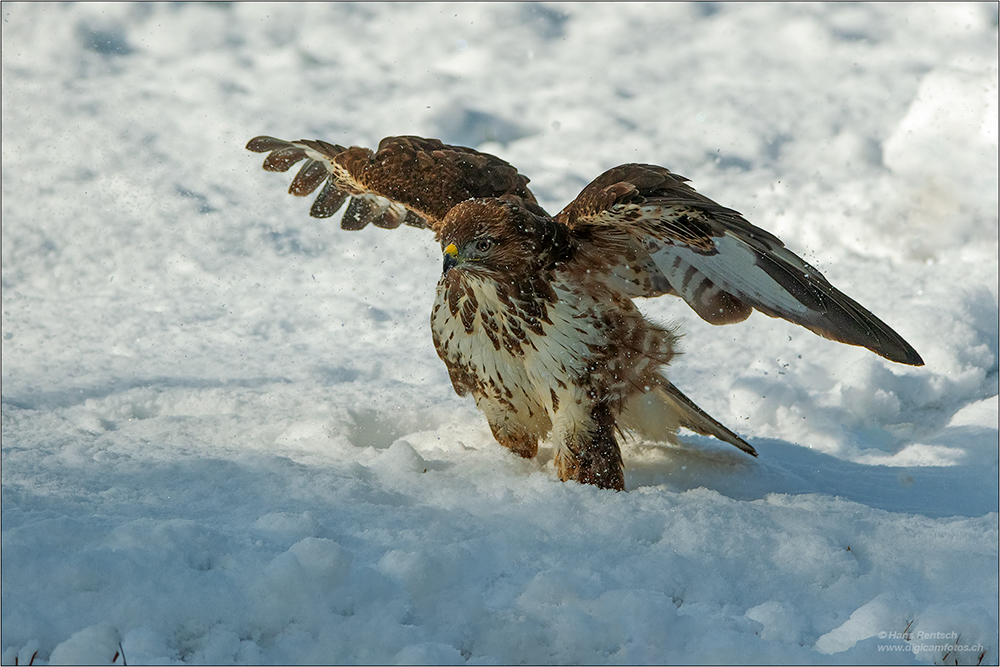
<box><xmin>442</xmin><ymin>243</ymin><xmax>459</xmax><ymax>274</ymax></box>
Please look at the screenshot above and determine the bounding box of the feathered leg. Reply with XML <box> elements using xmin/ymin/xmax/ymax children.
<box><xmin>554</xmin><ymin>402</ymin><xmax>625</xmax><ymax>491</ymax></box>
<box><xmin>487</xmin><ymin>419</ymin><xmax>539</xmax><ymax>458</ymax></box>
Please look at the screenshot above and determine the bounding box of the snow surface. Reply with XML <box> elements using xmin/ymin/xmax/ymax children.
<box><xmin>2</xmin><ymin>3</ymin><xmax>998</xmax><ymax>665</ymax></box>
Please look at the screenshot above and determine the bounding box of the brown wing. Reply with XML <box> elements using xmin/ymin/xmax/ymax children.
<box><xmin>560</xmin><ymin>164</ymin><xmax>924</xmax><ymax>366</ymax></box>
<box><xmin>247</xmin><ymin>135</ymin><xmax>544</xmax><ymax>232</ymax></box>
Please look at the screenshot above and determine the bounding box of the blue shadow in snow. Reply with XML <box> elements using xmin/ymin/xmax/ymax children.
<box><xmin>626</xmin><ymin>428</ymin><xmax>999</xmax><ymax>519</ymax></box>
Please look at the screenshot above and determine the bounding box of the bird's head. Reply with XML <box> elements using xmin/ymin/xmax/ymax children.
<box><xmin>438</xmin><ymin>197</ymin><xmax>567</xmax><ymax>278</ymax></box>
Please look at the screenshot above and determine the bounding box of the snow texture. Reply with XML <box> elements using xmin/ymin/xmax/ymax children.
<box><xmin>2</xmin><ymin>3</ymin><xmax>998</xmax><ymax>665</ymax></box>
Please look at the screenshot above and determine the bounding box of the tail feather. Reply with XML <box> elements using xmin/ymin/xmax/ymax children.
<box><xmin>621</xmin><ymin>376</ymin><xmax>756</xmax><ymax>457</ymax></box>
<box><xmin>656</xmin><ymin>380</ymin><xmax>757</xmax><ymax>456</ymax></box>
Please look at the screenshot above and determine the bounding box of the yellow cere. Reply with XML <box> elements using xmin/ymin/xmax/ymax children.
<box><xmin>444</xmin><ymin>243</ymin><xmax>459</xmax><ymax>257</ymax></box>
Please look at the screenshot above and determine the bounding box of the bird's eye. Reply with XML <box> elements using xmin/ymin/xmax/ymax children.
<box><xmin>475</xmin><ymin>239</ymin><xmax>493</xmax><ymax>253</ymax></box>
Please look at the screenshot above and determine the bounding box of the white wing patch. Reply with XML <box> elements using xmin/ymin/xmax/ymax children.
<box><xmin>647</xmin><ymin>232</ymin><xmax>811</xmax><ymax>318</ymax></box>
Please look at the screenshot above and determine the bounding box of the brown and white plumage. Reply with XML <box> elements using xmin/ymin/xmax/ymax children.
<box><xmin>248</xmin><ymin>134</ymin><xmax>924</xmax><ymax>490</ymax></box>
<box><xmin>245</xmin><ymin>135</ymin><xmax>543</xmax><ymax>229</ymax></box>
<box><xmin>558</xmin><ymin>164</ymin><xmax>924</xmax><ymax>365</ymax></box>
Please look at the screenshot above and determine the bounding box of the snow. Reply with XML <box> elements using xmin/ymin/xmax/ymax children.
<box><xmin>1</xmin><ymin>3</ymin><xmax>997</xmax><ymax>665</ymax></box>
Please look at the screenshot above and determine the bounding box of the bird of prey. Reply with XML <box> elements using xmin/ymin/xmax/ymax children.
<box><xmin>247</xmin><ymin>134</ymin><xmax>923</xmax><ymax>490</ymax></box>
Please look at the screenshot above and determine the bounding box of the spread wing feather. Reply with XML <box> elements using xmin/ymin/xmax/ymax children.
<box><xmin>247</xmin><ymin>135</ymin><xmax>544</xmax><ymax>232</ymax></box>
<box><xmin>560</xmin><ymin>164</ymin><xmax>924</xmax><ymax>366</ymax></box>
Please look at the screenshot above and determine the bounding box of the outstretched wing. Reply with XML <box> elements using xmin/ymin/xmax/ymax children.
<box><xmin>560</xmin><ymin>164</ymin><xmax>924</xmax><ymax>366</ymax></box>
<box><xmin>247</xmin><ymin>135</ymin><xmax>544</xmax><ymax>232</ymax></box>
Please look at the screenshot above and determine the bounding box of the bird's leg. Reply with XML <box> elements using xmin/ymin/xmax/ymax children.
<box><xmin>554</xmin><ymin>401</ymin><xmax>624</xmax><ymax>491</ymax></box>
<box><xmin>487</xmin><ymin>419</ymin><xmax>539</xmax><ymax>458</ymax></box>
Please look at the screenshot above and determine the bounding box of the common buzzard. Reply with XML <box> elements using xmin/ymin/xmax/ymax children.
<box><xmin>247</xmin><ymin>135</ymin><xmax>923</xmax><ymax>490</ymax></box>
